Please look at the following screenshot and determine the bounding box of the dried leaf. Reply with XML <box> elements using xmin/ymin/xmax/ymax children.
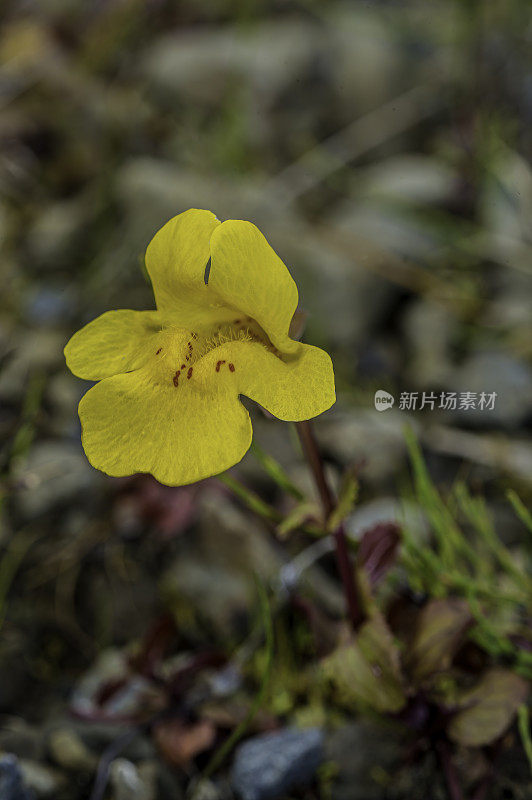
<box><xmin>154</xmin><ymin>718</ymin><xmax>216</xmax><ymax>767</ymax></box>
<box><xmin>408</xmin><ymin>599</ymin><xmax>472</xmax><ymax>684</ymax></box>
<box><xmin>322</xmin><ymin>616</ymin><xmax>406</xmax><ymax>713</ymax></box>
<box><xmin>448</xmin><ymin>669</ymin><xmax>530</xmax><ymax>747</ymax></box>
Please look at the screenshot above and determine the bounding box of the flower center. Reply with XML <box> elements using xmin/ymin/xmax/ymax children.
<box><xmin>152</xmin><ymin>316</ymin><xmax>272</xmax><ymax>389</ymax></box>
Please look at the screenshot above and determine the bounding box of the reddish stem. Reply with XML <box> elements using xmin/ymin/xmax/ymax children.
<box><xmin>296</xmin><ymin>420</ymin><xmax>363</xmax><ymax>631</ymax></box>
<box><xmin>437</xmin><ymin>741</ymin><xmax>464</xmax><ymax>800</ymax></box>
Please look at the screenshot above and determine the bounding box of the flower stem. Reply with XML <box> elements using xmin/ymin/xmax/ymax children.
<box><xmin>295</xmin><ymin>420</ymin><xmax>364</xmax><ymax>631</ymax></box>
<box><xmin>437</xmin><ymin>741</ymin><xmax>464</xmax><ymax>800</ymax></box>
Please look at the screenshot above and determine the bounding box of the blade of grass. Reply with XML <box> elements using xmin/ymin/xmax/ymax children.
<box><xmin>518</xmin><ymin>704</ymin><xmax>532</xmax><ymax>776</ymax></box>
<box><xmin>251</xmin><ymin>442</ymin><xmax>305</xmax><ymax>501</ymax></box>
<box><xmin>405</xmin><ymin>427</ymin><xmax>461</xmax><ymax>570</ymax></box>
<box><xmin>507</xmin><ymin>490</ymin><xmax>532</xmax><ymax>535</ymax></box>
<box><xmin>457</xmin><ymin>484</ymin><xmax>530</xmax><ymax>595</ymax></box>
<box><xmin>0</xmin><ymin>531</ymin><xmax>37</xmax><ymax>631</ymax></box>
<box><xmin>219</xmin><ymin>474</ymin><xmax>281</xmax><ymax>524</ymax></box>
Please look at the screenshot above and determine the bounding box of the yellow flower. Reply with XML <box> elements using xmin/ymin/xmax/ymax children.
<box><xmin>65</xmin><ymin>210</ymin><xmax>335</xmax><ymax>485</ymax></box>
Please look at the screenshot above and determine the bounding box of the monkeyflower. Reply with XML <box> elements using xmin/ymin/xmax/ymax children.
<box><xmin>65</xmin><ymin>210</ymin><xmax>335</xmax><ymax>485</ymax></box>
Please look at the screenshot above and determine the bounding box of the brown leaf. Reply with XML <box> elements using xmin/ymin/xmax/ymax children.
<box><xmin>154</xmin><ymin>718</ymin><xmax>216</xmax><ymax>767</ymax></box>
<box><xmin>322</xmin><ymin>616</ymin><xmax>406</xmax><ymax>713</ymax></box>
<box><xmin>448</xmin><ymin>669</ymin><xmax>530</xmax><ymax>747</ymax></box>
<box><xmin>408</xmin><ymin>599</ymin><xmax>472</xmax><ymax>684</ymax></box>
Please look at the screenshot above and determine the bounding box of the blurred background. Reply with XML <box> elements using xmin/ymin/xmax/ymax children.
<box><xmin>0</xmin><ymin>1</ymin><xmax>531</xmax><ymax>799</ymax></box>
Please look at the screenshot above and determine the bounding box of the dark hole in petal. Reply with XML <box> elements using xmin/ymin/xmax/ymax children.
<box><xmin>204</xmin><ymin>257</ymin><xmax>211</xmax><ymax>285</ymax></box>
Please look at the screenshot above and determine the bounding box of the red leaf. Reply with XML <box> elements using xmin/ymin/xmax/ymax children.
<box><xmin>357</xmin><ymin>522</ymin><xmax>401</xmax><ymax>586</ymax></box>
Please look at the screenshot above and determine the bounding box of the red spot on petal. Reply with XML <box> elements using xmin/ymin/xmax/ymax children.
<box><xmin>181</xmin><ymin>364</ymin><xmax>185</xmax><ymax>370</ymax></box>
<box><xmin>215</xmin><ymin>360</ymin><xmax>226</xmax><ymax>372</ymax></box>
<box><xmin>191</xmin><ymin>332</ymin><xmax>198</xmax><ymax>339</ymax></box>
<box><xmin>156</xmin><ymin>348</ymin><xmax>162</xmax><ymax>355</ymax></box>
<box><xmin>187</xmin><ymin>367</ymin><xmax>193</xmax><ymax>379</ymax></box>
<box><xmin>229</xmin><ymin>363</ymin><xmax>235</xmax><ymax>372</ymax></box>
<box><xmin>173</xmin><ymin>371</ymin><xmax>180</xmax><ymax>387</ymax></box>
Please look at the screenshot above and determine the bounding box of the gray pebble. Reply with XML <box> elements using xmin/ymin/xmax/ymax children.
<box><xmin>0</xmin><ymin>755</ymin><xmax>35</xmax><ymax>800</ymax></box>
<box><xmin>231</xmin><ymin>727</ymin><xmax>323</xmax><ymax>800</ymax></box>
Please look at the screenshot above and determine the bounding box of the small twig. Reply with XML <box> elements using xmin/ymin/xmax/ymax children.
<box><xmin>278</xmin><ymin>536</ymin><xmax>334</xmax><ymax>594</ymax></box>
<box><xmin>89</xmin><ymin>725</ymin><xmax>144</xmax><ymax>800</ymax></box>
<box><xmin>264</xmin><ymin>85</ymin><xmax>436</xmax><ymax>207</ymax></box>
<box><xmin>295</xmin><ymin>421</ymin><xmax>364</xmax><ymax>631</ymax></box>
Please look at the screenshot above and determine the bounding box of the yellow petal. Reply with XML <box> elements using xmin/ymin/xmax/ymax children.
<box><xmin>64</xmin><ymin>310</ymin><xmax>162</xmax><ymax>380</ymax></box>
<box><xmin>192</xmin><ymin>339</ymin><xmax>335</xmax><ymax>422</ymax></box>
<box><xmin>209</xmin><ymin>221</ymin><xmax>299</xmax><ymax>354</ymax></box>
<box><xmin>145</xmin><ymin>208</ymin><xmax>232</xmax><ymax>326</ymax></box>
<box><xmin>78</xmin><ymin>363</ymin><xmax>252</xmax><ymax>486</ymax></box>
<box><xmin>237</xmin><ymin>341</ymin><xmax>335</xmax><ymax>421</ymax></box>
